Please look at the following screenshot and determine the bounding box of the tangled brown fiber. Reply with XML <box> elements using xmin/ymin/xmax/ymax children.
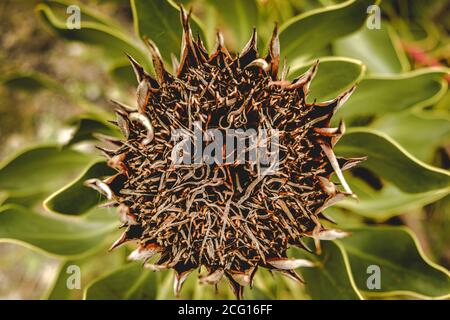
<box><xmin>85</xmin><ymin>6</ymin><xmax>365</xmax><ymax>299</ymax></box>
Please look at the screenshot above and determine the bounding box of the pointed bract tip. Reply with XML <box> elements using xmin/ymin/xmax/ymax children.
<box><xmin>128</xmin><ymin>243</ymin><xmax>161</xmax><ymax>262</ymax></box>
<box><xmin>125</xmin><ymin>53</ymin><xmax>146</xmax><ymax>82</ymax></box>
<box><xmin>174</xmin><ymin>269</ymin><xmax>193</xmax><ymax>297</ymax></box>
<box><xmin>199</xmin><ymin>269</ymin><xmax>224</xmax><ymax>285</ymax></box>
<box><xmin>306</xmin><ymin>228</ymin><xmax>350</xmax><ymax>241</ymax></box>
<box><xmin>239</xmin><ymin>28</ymin><xmax>258</xmax><ymax>58</ymax></box>
<box><xmin>109</xmin><ymin>232</ymin><xmax>129</xmax><ymax>251</ymax></box>
<box><xmin>84</xmin><ymin>178</ymin><xmax>114</xmax><ymax>200</ymax></box>
<box><xmin>143</xmin><ymin>36</ymin><xmax>171</xmax><ymax>84</ymax></box>
<box><xmin>110</xmin><ymin>99</ymin><xmax>135</xmax><ymax>113</ymax></box>
<box><xmin>267</xmin><ymin>258</ymin><xmax>315</xmax><ymax>270</ymax></box>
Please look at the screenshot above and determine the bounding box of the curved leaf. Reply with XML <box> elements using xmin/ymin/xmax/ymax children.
<box><xmin>279</xmin><ymin>0</ymin><xmax>375</xmax><ymax>67</ymax></box>
<box><xmin>65</xmin><ymin>115</ymin><xmax>120</xmax><ymax>147</ymax></box>
<box><xmin>336</xmin><ymin>128</ymin><xmax>450</xmax><ymax>193</ymax></box>
<box><xmin>131</xmin><ymin>0</ymin><xmax>206</xmax><ymax>63</ymax></box>
<box><xmin>289</xmin><ymin>57</ymin><xmax>365</xmax><ymax>102</ymax></box>
<box><xmin>372</xmin><ymin>110</ymin><xmax>450</xmax><ymax>163</ymax></box>
<box><xmin>2</xmin><ymin>190</ymin><xmax>50</xmax><ymax>208</ymax></box>
<box><xmin>0</xmin><ymin>145</ymin><xmax>94</xmax><ymax>195</ymax></box>
<box><xmin>45</xmin><ymin>246</ymin><xmax>126</xmax><ymax>300</ymax></box>
<box><xmin>41</xmin><ymin>0</ymin><xmax>123</xmax><ymax>27</ymax></box>
<box><xmin>333</xmin><ymin>23</ymin><xmax>410</xmax><ymax>74</ymax></box>
<box><xmin>36</xmin><ymin>3</ymin><xmax>152</xmax><ymax>71</ymax></box>
<box><xmin>84</xmin><ymin>262</ymin><xmax>159</xmax><ymax>300</ymax></box>
<box><xmin>45</xmin><ymin>161</ymin><xmax>115</xmax><ymax>215</ymax></box>
<box><xmin>338</xmin><ymin>175</ymin><xmax>449</xmax><ymax>221</ymax></box>
<box><xmin>0</xmin><ymin>205</ymin><xmax>118</xmax><ymax>258</ymax></box>
<box><xmin>338</xmin><ymin>227</ymin><xmax>450</xmax><ymax>299</ymax></box>
<box><xmin>290</xmin><ymin>239</ymin><xmax>363</xmax><ymax>300</ymax></box>
<box><xmin>0</xmin><ymin>72</ymin><xmax>65</xmax><ymax>93</ymax></box>
<box><xmin>1</xmin><ymin>71</ymin><xmax>109</xmax><ymax>115</ymax></box>
<box><xmin>336</xmin><ymin>68</ymin><xmax>448</xmax><ymax>122</ymax></box>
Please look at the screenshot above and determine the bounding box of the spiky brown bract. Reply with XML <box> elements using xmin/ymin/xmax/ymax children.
<box><xmin>86</xmin><ymin>7</ymin><xmax>365</xmax><ymax>299</ymax></box>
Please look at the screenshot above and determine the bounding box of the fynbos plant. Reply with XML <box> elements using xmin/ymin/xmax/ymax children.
<box><xmin>85</xmin><ymin>8</ymin><xmax>364</xmax><ymax>299</ymax></box>
<box><xmin>1</xmin><ymin>0</ymin><xmax>449</xmax><ymax>301</ymax></box>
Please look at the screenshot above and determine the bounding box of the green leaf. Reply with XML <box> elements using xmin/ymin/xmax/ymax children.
<box><xmin>372</xmin><ymin>110</ymin><xmax>450</xmax><ymax>163</ymax></box>
<box><xmin>84</xmin><ymin>262</ymin><xmax>159</xmax><ymax>299</ymax></box>
<box><xmin>42</xmin><ymin>0</ymin><xmax>124</xmax><ymax>27</ymax></box>
<box><xmin>333</xmin><ymin>23</ymin><xmax>410</xmax><ymax>74</ymax></box>
<box><xmin>289</xmin><ymin>57</ymin><xmax>365</xmax><ymax>102</ymax></box>
<box><xmin>338</xmin><ymin>175</ymin><xmax>449</xmax><ymax>221</ymax></box>
<box><xmin>435</xmin><ymin>90</ymin><xmax>450</xmax><ymax>111</ymax></box>
<box><xmin>279</xmin><ymin>0</ymin><xmax>376</xmax><ymax>67</ymax></box>
<box><xmin>1</xmin><ymin>71</ymin><xmax>109</xmax><ymax>115</ymax></box>
<box><xmin>290</xmin><ymin>239</ymin><xmax>363</xmax><ymax>300</ymax></box>
<box><xmin>338</xmin><ymin>227</ymin><xmax>450</xmax><ymax>299</ymax></box>
<box><xmin>84</xmin><ymin>262</ymin><xmax>274</xmax><ymax>299</ymax></box>
<box><xmin>336</xmin><ymin>128</ymin><xmax>450</xmax><ymax>193</ymax></box>
<box><xmin>0</xmin><ymin>205</ymin><xmax>118</xmax><ymax>258</ymax></box>
<box><xmin>65</xmin><ymin>115</ymin><xmax>120</xmax><ymax>147</ymax></box>
<box><xmin>336</xmin><ymin>68</ymin><xmax>448</xmax><ymax>122</ymax></box>
<box><xmin>36</xmin><ymin>3</ymin><xmax>152</xmax><ymax>71</ymax></box>
<box><xmin>2</xmin><ymin>190</ymin><xmax>50</xmax><ymax>208</ymax></box>
<box><xmin>0</xmin><ymin>145</ymin><xmax>94</xmax><ymax>195</ymax></box>
<box><xmin>45</xmin><ymin>246</ymin><xmax>126</xmax><ymax>300</ymax></box>
<box><xmin>205</xmin><ymin>0</ymin><xmax>258</xmax><ymax>51</ymax></box>
<box><xmin>45</xmin><ymin>161</ymin><xmax>115</xmax><ymax>215</ymax></box>
<box><xmin>0</xmin><ymin>72</ymin><xmax>65</xmax><ymax>93</ymax></box>
<box><xmin>131</xmin><ymin>0</ymin><xmax>206</xmax><ymax>64</ymax></box>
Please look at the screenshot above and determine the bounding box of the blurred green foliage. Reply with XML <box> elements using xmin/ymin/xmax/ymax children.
<box><xmin>0</xmin><ymin>0</ymin><xmax>449</xmax><ymax>300</ymax></box>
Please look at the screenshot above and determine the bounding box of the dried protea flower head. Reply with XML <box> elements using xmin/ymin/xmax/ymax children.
<box><xmin>85</xmin><ymin>6</ymin><xmax>365</xmax><ymax>299</ymax></box>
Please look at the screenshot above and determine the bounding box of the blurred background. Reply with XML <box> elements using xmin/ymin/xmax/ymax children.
<box><xmin>0</xmin><ymin>0</ymin><xmax>449</xmax><ymax>299</ymax></box>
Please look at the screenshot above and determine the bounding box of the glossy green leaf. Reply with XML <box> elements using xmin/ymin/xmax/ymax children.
<box><xmin>336</xmin><ymin>68</ymin><xmax>448</xmax><ymax>122</ymax></box>
<box><xmin>36</xmin><ymin>3</ymin><xmax>152</xmax><ymax>71</ymax></box>
<box><xmin>206</xmin><ymin>0</ymin><xmax>258</xmax><ymax>50</ymax></box>
<box><xmin>45</xmin><ymin>246</ymin><xmax>126</xmax><ymax>300</ymax></box>
<box><xmin>0</xmin><ymin>145</ymin><xmax>94</xmax><ymax>195</ymax></box>
<box><xmin>338</xmin><ymin>175</ymin><xmax>449</xmax><ymax>221</ymax></box>
<box><xmin>131</xmin><ymin>0</ymin><xmax>206</xmax><ymax>64</ymax></box>
<box><xmin>322</xmin><ymin>207</ymin><xmax>366</xmax><ymax>228</ymax></box>
<box><xmin>289</xmin><ymin>57</ymin><xmax>365</xmax><ymax>102</ymax></box>
<box><xmin>0</xmin><ymin>205</ymin><xmax>118</xmax><ymax>258</ymax></box>
<box><xmin>65</xmin><ymin>115</ymin><xmax>120</xmax><ymax>147</ymax></box>
<box><xmin>1</xmin><ymin>190</ymin><xmax>50</xmax><ymax>208</ymax></box>
<box><xmin>435</xmin><ymin>90</ymin><xmax>450</xmax><ymax>111</ymax></box>
<box><xmin>84</xmin><ymin>262</ymin><xmax>159</xmax><ymax>300</ymax></box>
<box><xmin>1</xmin><ymin>71</ymin><xmax>108</xmax><ymax>115</ymax></box>
<box><xmin>41</xmin><ymin>0</ymin><xmax>123</xmax><ymax>27</ymax></box>
<box><xmin>290</xmin><ymin>239</ymin><xmax>362</xmax><ymax>300</ymax></box>
<box><xmin>84</xmin><ymin>261</ymin><xmax>286</xmax><ymax>300</ymax></box>
<box><xmin>333</xmin><ymin>23</ymin><xmax>410</xmax><ymax>74</ymax></box>
<box><xmin>338</xmin><ymin>227</ymin><xmax>450</xmax><ymax>299</ymax></box>
<box><xmin>279</xmin><ymin>0</ymin><xmax>375</xmax><ymax>67</ymax></box>
<box><xmin>336</xmin><ymin>128</ymin><xmax>450</xmax><ymax>193</ymax></box>
<box><xmin>372</xmin><ymin>110</ymin><xmax>450</xmax><ymax>163</ymax></box>
<box><xmin>45</xmin><ymin>161</ymin><xmax>115</xmax><ymax>215</ymax></box>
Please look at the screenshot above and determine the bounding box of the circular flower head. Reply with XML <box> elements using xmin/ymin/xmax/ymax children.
<box><xmin>85</xmin><ymin>6</ymin><xmax>364</xmax><ymax>299</ymax></box>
